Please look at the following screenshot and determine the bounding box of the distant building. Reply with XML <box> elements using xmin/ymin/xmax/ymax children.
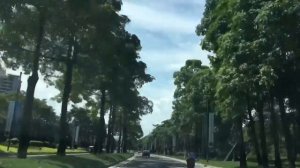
<box><xmin>0</xmin><ymin>70</ymin><xmax>21</xmax><ymax>94</ymax></box>
<box><xmin>0</xmin><ymin>68</ymin><xmax>5</xmax><ymax>76</ymax></box>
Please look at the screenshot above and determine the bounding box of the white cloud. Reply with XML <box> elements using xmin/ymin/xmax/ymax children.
<box><xmin>162</xmin><ymin>0</ymin><xmax>204</xmax><ymax>5</ymax></box>
<box><xmin>122</xmin><ymin>1</ymin><xmax>200</xmax><ymax>34</ymax></box>
<box><xmin>140</xmin><ymin>86</ymin><xmax>175</xmax><ymax>135</ymax></box>
<box><xmin>141</xmin><ymin>44</ymin><xmax>210</xmax><ymax>73</ymax></box>
<box><xmin>138</xmin><ymin>45</ymin><xmax>210</xmax><ymax>135</ymax></box>
<box><xmin>121</xmin><ymin>0</ymin><xmax>209</xmax><ymax>136</ymax></box>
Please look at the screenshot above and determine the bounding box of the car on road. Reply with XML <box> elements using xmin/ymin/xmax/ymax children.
<box><xmin>142</xmin><ymin>150</ymin><xmax>150</xmax><ymax>157</ymax></box>
<box><xmin>88</xmin><ymin>146</ymin><xmax>95</xmax><ymax>153</ymax></box>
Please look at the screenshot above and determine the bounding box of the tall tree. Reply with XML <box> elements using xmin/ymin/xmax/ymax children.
<box><xmin>0</xmin><ymin>1</ymin><xmax>51</xmax><ymax>158</ymax></box>
<box><xmin>49</xmin><ymin>0</ymin><xmax>125</xmax><ymax>155</ymax></box>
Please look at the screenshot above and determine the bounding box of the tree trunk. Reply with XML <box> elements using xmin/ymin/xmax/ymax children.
<box><xmin>117</xmin><ymin>129</ymin><xmax>122</xmax><ymax>153</ymax></box>
<box><xmin>292</xmin><ymin>121</ymin><xmax>298</xmax><ymax>162</ymax></box>
<box><xmin>294</xmin><ymin>100</ymin><xmax>300</xmax><ymax>157</ymax></box>
<box><xmin>201</xmin><ymin>116</ymin><xmax>206</xmax><ymax>158</ymax></box>
<box><xmin>110</xmin><ymin>105</ymin><xmax>116</xmax><ymax>153</ymax></box>
<box><xmin>122</xmin><ymin>125</ymin><xmax>128</xmax><ymax>153</ymax></box>
<box><xmin>17</xmin><ymin>10</ymin><xmax>46</xmax><ymax>158</ymax></box>
<box><xmin>94</xmin><ymin>89</ymin><xmax>107</xmax><ymax>154</ymax></box>
<box><xmin>248</xmin><ymin>110</ymin><xmax>262</xmax><ymax>165</ymax></box>
<box><xmin>269</xmin><ymin>96</ymin><xmax>282</xmax><ymax>168</ymax></box>
<box><xmin>246</xmin><ymin>99</ymin><xmax>262</xmax><ymax>165</ymax></box>
<box><xmin>194</xmin><ymin>120</ymin><xmax>201</xmax><ymax>155</ymax></box>
<box><xmin>57</xmin><ymin>39</ymin><xmax>76</xmax><ymax>156</ymax></box>
<box><xmin>93</xmin><ymin>120</ymin><xmax>101</xmax><ymax>154</ymax></box>
<box><xmin>237</xmin><ymin>116</ymin><xmax>247</xmax><ymax>168</ymax></box>
<box><xmin>122</xmin><ymin>111</ymin><xmax>128</xmax><ymax>153</ymax></box>
<box><xmin>278</xmin><ymin>96</ymin><xmax>296</xmax><ymax>168</ymax></box>
<box><xmin>110</xmin><ymin>106</ymin><xmax>116</xmax><ymax>153</ymax></box>
<box><xmin>256</xmin><ymin>99</ymin><xmax>269</xmax><ymax>167</ymax></box>
<box><xmin>106</xmin><ymin>104</ymin><xmax>114</xmax><ymax>153</ymax></box>
<box><xmin>294</xmin><ymin>120</ymin><xmax>300</xmax><ymax>160</ymax></box>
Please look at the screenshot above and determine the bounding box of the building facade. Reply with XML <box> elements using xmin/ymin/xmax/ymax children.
<box><xmin>0</xmin><ymin>70</ymin><xmax>21</xmax><ymax>94</ymax></box>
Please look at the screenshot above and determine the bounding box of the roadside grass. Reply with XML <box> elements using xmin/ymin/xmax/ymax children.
<box><xmin>0</xmin><ymin>144</ymin><xmax>87</xmax><ymax>155</ymax></box>
<box><xmin>199</xmin><ymin>160</ymin><xmax>257</xmax><ymax>168</ymax></box>
<box><xmin>172</xmin><ymin>155</ymin><xmax>300</xmax><ymax>168</ymax></box>
<box><xmin>199</xmin><ymin>159</ymin><xmax>300</xmax><ymax>168</ymax></box>
<box><xmin>0</xmin><ymin>153</ymin><xmax>133</xmax><ymax>168</ymax></box>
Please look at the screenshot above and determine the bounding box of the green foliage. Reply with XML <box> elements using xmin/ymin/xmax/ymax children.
<box><xmin>197</xmin><ymin>0</ymin><xmax>300</xmax><ymax>167</ymax></box>
<box><xmin>143</xmin><ymin>1</ymin><xmax>300</xmax><ymax>167</ymax></box>
<box><xmin>0</xmin><ymin>1</ymin><xmax>54</xmax><ymax>74</ymax></box>
<box><xmin>0</xmin><ymin>0</ymin><xmax>152</xmax><ymax>157</ymax></box>
<box><xmin>172</xmin><ymin>60</ymin><xmax>214</xmax><ymax>135</ymax></box>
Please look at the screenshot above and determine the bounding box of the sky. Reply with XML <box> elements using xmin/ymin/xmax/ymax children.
<box><xmin>120</xmin><ymin>0</ymin><xmax>210</xmax><ymax>135</ymax></box>
<box><xmin>7</xmin><ymin>0</ymin><xmax>210</xmax><ymax>136</ymax></box>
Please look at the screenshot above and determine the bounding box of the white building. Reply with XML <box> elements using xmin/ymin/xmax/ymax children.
<box><xmin>0</xmin><ymin>70</ymin><xmax>21</xmax><ymax>94</ymax></box>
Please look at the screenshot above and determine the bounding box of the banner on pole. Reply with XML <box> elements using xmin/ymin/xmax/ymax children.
<box><xmin>75</xmin><ymin>126</ymin><xmax>80</xmax><ymax>144</ymax></box>
<box><xmin>5</xmin><ymin>101</ymin><xmax>15</xmax><ymax>133</ymax></box>
<box><xmin>5</xmin><ymin>101</ymin><xmax>23</xmax><ymax>136</ymax></box>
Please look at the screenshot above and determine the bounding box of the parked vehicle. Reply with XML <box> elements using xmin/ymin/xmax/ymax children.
<box><xmin>142</xmin><ymin>150</ymin><xmax>150</xmax><ymax>157</ymax></box>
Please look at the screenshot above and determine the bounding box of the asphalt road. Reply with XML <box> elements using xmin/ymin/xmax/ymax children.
<box><xmin>113</xmin><ymin>154</ymin><xmax>202</xmax><ymax>168</ymax></box>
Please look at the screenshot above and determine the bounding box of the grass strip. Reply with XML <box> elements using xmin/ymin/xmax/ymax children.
<box><xmin>0</xmin><ymin>153</ymin><xmax>133</xmax><ymax>168</ymax></box>
<box><xmin>171</xmin><ymin>155</ymin><xmax>300</xmax><ymax>168</ymax></box>
<box><xmin>0</xmin><ymin>144</ymin><xmax>87</xmax><ymax>155</ymax></box>
<box><xmin>171</xmin><ymin>155</ymin><xmax>258</xmax><ymax>168</ymax></box>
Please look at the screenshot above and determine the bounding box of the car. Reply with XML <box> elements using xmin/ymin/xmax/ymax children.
<box><xmin>88</xmin><ymin>146</ymin><xmax>94</xmax><ymax>153</ymax></box>
<box><xmin>142</xmin><ymin>150</ymin><xmax>150</xmax><ymax>157</ymax></box>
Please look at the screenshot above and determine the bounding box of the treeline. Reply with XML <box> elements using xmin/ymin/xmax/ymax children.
<box><xmin>0</xmin><ymin>0</ymin><xmax>153</xmax><ymax>158</ymax></box>
<box><xmin>143</xmin><ymin>1</ymin><xmax>300</xmax><ymax>168</ymax></box>
<box><xmin>0</xmin><ymin>94</ymin><xmax>58</xmax><ymax>143</ymax></box>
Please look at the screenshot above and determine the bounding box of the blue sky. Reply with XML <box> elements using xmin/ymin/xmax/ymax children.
<box><xmin>121</xmin><ymin>0</ymin><xmax>210</xmax><ymax>135</ymax></box>
<box><xmin>7</xmin><ymin>0</ymin><xmax>210</xmax><ymax>136</ymax></box>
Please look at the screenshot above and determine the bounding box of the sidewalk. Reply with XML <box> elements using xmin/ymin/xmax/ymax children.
<box><xmin>153</xmin><ymin>154</ymin><xmax>221</xmax><ymax>168</ymax></box>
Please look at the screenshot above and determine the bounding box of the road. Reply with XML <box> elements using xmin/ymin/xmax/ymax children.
<box><xmin>111</xmin><ymin>153</ymin><xmax>203</xmax><ymax>168</ymax></box>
